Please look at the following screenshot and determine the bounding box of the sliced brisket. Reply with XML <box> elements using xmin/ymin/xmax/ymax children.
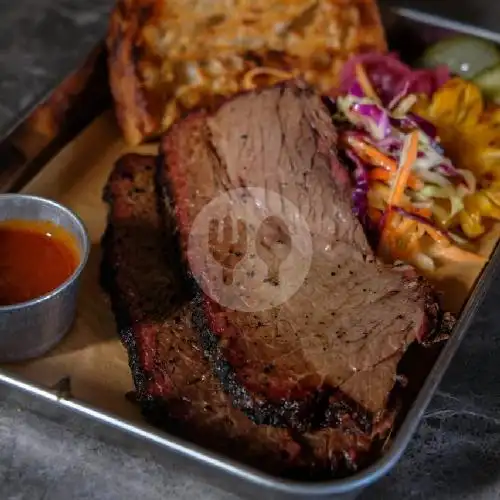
<box><xmin>100</xmin><ymin>153</ymin><xmax>382</xmax><ymax>476</ymax></box>
<box><xmin>159</xmin><ymin>81</ymin><xmax>438</xmax><ymax>430</ymax></box>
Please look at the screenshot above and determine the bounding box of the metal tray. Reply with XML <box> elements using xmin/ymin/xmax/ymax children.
<box><xmin>0</xmin><ymin>9</ymin><xmax>499</xmax><ymax>500</ymax></box>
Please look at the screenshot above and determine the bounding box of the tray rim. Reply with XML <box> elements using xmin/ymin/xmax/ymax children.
<box><xmin>388</xmin><ymin>5</ymin><xmax>500</xmax><ymax>44</ymax></box>
<box><xmin>1</xmin><ymin>237</ymin><xmax>498</xmax><ymax>496</ymax></box>
<box><xmin>1</xmin><ymin>7</ymin><xmax>500</xmax><ymax>496</ymax></box>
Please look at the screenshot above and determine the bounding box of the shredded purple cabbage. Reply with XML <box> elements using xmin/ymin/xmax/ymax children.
<box><xmin>408</xmin><ymin>113</ymin><xmax>438</xmax><ymax>140</ymax></box>
<box><xmin>347</xmin><ymin>149</ymin><xmax>369</xmax><ymax>222</ymax></box>
<box><xmin>352</xmin><ymin>102</ymin><xmax>391</xmax><ymax>140</ymax></box>
<box><xmin>334</xmin><ymin>51</ymin><xmax>468</xmax><ymax>251</ymax></box>
<box><xmin>377</xmin><ymin>136</ymin><xmax>402</xmax><ymax>154</ymax></box>
<box><xmin>339</xmin><ymin>52</ymin><xmax>450</xmax><ymax>107</ymax></box>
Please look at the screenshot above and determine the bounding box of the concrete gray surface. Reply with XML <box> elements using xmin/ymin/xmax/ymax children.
<box><xmin>0</xmin><ymin>0</ymin><xmax>114</xmax><ymax>139</ymax></box>
<box><xmin>1</xmin><ymin>1</ymin><xmax>500</xmax><ymax>499</ymax></box>
<box><xmin>0</xmin><ymin>393</ymin><xmax>239</xmax><ymax>500</ymax></box>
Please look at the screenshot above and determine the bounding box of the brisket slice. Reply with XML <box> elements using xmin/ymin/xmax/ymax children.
<box><xmin>159</xmin><ymin>81</ymin><xmax>441</xmax><ymax>431</ymax></box>
<box><xmin>100</xmin><ymin>153</ymin><xmax>385</xmax><ymax>477</ymax></box>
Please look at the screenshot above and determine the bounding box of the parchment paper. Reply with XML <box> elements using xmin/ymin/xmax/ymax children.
<box><xmin>3</xmin><ymin>111</ymin><xmax>158</xmax><ymax>422</ymax></box>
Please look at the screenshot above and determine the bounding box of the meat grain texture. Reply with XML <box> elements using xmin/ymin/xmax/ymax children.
<box><xmin>101</xmin><ymin>153</ymin><xmax>381</xmax><ymax>478</ymax></box>
<box><xmin>159</xmin><ymin>81</ymin><xmax>441</xmax><ymax>432</ymax></box>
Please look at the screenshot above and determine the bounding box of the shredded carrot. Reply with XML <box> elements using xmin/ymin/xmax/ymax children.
<box><xmin>343</xmin><ymin>133</ymin><xmax>423</xmax><ymax>190</ymax></box>
<box><xmin>384</xmin><ymin>208</ymin><xmax>485</xmax><ymax>265</ymax></box>
<box><xmin>355</xmin><ymin>64</ymin><xmax>381</xmax><ymax>104</ymax></box>
<box><xmin>388</xmin><ymin>131</ymin><xmax>420</xmax><ymax>207</ymax></box>
<box><xmin>368</xmin><ymin>167</ymin><xmax>422</xmax><ymax>191</ymax></box>
<box><xmin>368</xmin><ymin>168</ymin><xmax>393</xmax><ymax>183</ymax></box>
<box><xmin>411</xmin><ymin>207</ymin><xmax>433</xmax><ymax>218</ymax></box>
<box><xmin>343</xmin><ymin>134</ymin><xmax>398</xmax><ymax>172</ymax></box>
<box><xmin>378</xmin><ymin>131</ymin><xmax>423</xmax><ymax>260</ymax></box>
<box><xmin>365</xmin><ymin>147</ymin><xmax>399</xmax><ymax>172</ymax></box>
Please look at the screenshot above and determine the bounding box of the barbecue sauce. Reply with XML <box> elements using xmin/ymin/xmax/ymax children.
<box><xmin>0</xmin><ymin>220</ymin><xmax>80</xmax><ymax>306</ymax></box>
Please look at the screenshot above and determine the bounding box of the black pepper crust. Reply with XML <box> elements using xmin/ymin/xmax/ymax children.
<box><xmin>100</xmin><ymin>155</ymin><xmax>174</xmax><ymax>424</ymax></box>
<box><xmin>100</xmin><ymin>155</ymin><xmax>287</xmax><ymax>467</ymax></box>
<box><xmin>100</xmin><ymin>225</ymin><xmax>179</xmax><ymax>428</ymax></box>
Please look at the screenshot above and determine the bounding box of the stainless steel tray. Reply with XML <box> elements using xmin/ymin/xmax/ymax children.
<box><xmin>1</xmin><ymin>8</ymin><xmax>499</xmax><ymax>500</ymax></box>
<box><xmin>385</xmin><ymin>0</ymin><xmax>500</xmax><ymax>44</ymax></box>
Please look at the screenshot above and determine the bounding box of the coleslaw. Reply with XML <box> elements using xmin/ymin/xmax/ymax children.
<box><xmin>333</xmin><ymin>53</ymin><xmax>489</xmax><ymax>273</ymax></box>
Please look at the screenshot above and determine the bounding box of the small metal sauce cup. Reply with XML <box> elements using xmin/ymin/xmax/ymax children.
<box><xmin>0</xmin><ymin>194</ymin><xmax>90</xmax><ymax>363</ymax></box>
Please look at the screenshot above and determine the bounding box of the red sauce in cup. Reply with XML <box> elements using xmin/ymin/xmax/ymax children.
<box><xmin>0</xmin><ymin>220</ymin><xmax>80</xmax><ymax>306</ymax></box>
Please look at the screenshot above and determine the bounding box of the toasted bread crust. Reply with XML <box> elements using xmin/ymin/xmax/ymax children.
<box><xmin>107</xmin><ymin>0</ymin><xmax>160</xmax><ymax>145</ymax></box>
<box><xmin>107</xmin><ymin>0</ymin><xmax>387</xmax><ymax>145</ymax></box>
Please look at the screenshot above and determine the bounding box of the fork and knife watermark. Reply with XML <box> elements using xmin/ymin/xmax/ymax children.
<box><xmin>187</xmin><ymin>187</ymin><xmax>312</xmax><ymax>312</ymax></box>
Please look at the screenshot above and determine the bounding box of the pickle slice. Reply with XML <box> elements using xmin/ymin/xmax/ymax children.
<box><xmin>419</xmin><ymin>35</ymin><xmax>500</xmax><ymax>80</ymax></box>
<box><xmin>473</xmin><ymin>64</ymin><xmax>500</xmax><ymax>104</ymax></box>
